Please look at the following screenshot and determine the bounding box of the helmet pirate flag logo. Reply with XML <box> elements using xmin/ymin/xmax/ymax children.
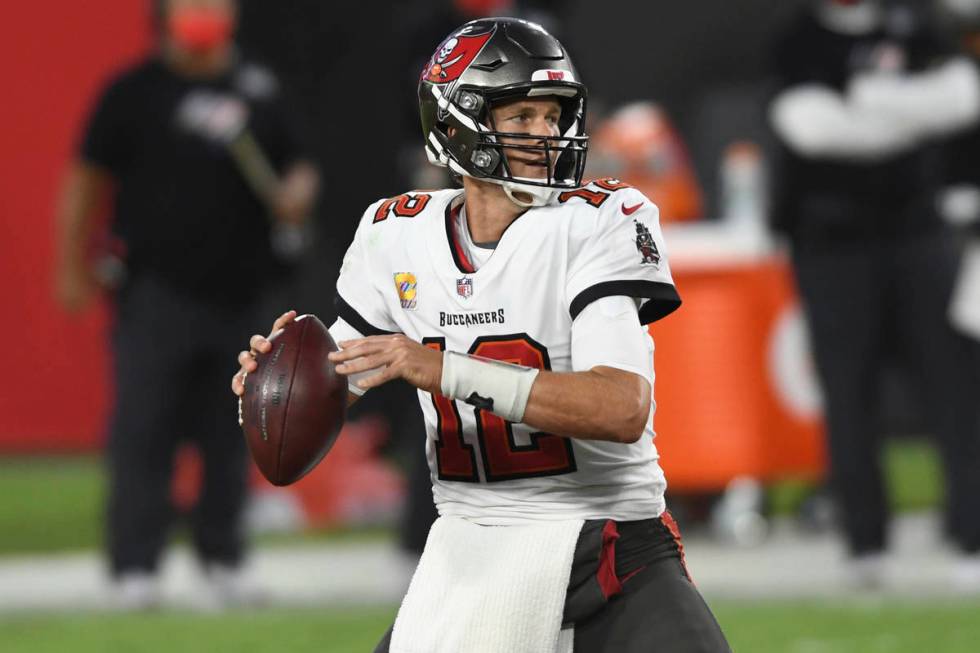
<box><xmin>422</xmin><ymin>26</ymin><xmax>495</xmax><ymax>84</ymax></box>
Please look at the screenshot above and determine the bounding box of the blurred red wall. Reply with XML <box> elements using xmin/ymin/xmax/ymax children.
<box><xmin>0</xmin><ymin>2</ymin><xmax>149</xmax><ymax>451</ymax></box>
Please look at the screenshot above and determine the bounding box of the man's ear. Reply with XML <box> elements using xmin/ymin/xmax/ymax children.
<box><xmin>447</xmin><ymin>126</ymin><xmax>457</xmax><ymax>137</ymax></box>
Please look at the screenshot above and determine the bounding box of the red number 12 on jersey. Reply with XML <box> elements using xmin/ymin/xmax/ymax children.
<box><xmin>423</xmin><ymin>334</ymin><xmax>577</xmax><ymax>482</ymax></box>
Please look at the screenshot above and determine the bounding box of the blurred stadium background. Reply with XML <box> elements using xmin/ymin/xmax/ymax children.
<box><xmin>2</xmin><ymin>0</ymin><xmax>980</xmax><ymax>651</ymax></box>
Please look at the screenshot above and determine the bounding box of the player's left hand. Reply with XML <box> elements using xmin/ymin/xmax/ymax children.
<box><xmin>329</xmin><ymin>334</ymin><xmax>443</xmax><ymax>394</ymax></box>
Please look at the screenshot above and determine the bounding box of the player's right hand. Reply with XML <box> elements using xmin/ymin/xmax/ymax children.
<box><xmin>231</xmin><ymin>310</ymin><xmax>297</xmax><ymax>397</ymax></box>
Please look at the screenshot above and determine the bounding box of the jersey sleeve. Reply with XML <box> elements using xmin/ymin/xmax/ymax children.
<box><xmin>571</xmin><ymin>295</ymin><xmax>653</xmax><ymax>382</ymax></box>
<box><xmin>327</xmin><ymin>317</ymin><xmax>378</xmax><ymax>397</ymax></box>
<box><xmin>565</xmin><ymin>189</ymin><xmax>681</xmax><ymax>325</ymax></box>
<box><xmin>334</xmin><ymin>200</ymin><xmax>401</xmax><ymax>335</ymax></box>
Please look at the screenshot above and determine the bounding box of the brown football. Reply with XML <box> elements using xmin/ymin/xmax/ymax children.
<box><xmin>241</xmin><ymin>314</ymin><xmax>347</xmax><ymax>486</ymax></box>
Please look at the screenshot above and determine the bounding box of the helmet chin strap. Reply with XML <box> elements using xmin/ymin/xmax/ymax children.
<box><xmin>499</xmin><ymin>177</ymin><xmax>560</xmax><ymax>208</ymax></box>
<box><xmin>449</xmin><ymin>155</ymin><xmax>562</xmax><ymax>208</ymax></box>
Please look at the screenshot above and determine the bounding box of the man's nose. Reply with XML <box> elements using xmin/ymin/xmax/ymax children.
<box><xmin>528</xmin><ymin>117</ymin><xmax>557</xmax><ymax>140</ymax></box>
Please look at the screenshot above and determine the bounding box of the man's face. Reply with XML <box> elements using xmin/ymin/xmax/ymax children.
<box><xmin>489</xmin><ymin>97</ymin><xmax>562</xmax><ymax>180</ymax></box>
<box><xmin>163</xmin><ymin>0</ymin><xmax>237</xmax><ymax>55</ymax></box>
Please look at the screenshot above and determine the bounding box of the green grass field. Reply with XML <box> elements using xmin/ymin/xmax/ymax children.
<box><xmin>0</xmin><ymin>439</ymin><xmax>944</xmax><ymax>555</ymax></box>
<box><xmin>0</xmin><ymin>456</ymin><xmax>391</xmax><ymax>554</ymax></box>
<box><xmin>3</xmin><ymin>600</ymin><xmax>980</xmax><ymax>652</ymax></box>
<box><xmin>0</xmin><ymin>441</ymin><xmax>968</xmax><ymax>652</ymax></box>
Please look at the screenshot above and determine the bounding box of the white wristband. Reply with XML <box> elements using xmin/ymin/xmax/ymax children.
<box><xmin>440</xmin><ymin>351</ymin><xmax>540</xmax><ymax>423</ymax></box>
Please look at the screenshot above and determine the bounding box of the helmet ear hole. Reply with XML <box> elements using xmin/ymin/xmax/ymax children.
<box><xmin>435</xmin><ymin>121</ymin><xmax>458</xmax><ymax>145</ymax></box>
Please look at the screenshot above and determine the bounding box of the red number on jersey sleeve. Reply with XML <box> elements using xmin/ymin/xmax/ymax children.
<box><xmin>374</xmin><ymin>193</ymin><xmax>432</xmax><ymax>223</ymax></box>
<box><xmin>593</xmin><ymin>178</ymin><xmax>631</xmax><ymax>192</ymax></box>
<box><xmin>425</xmin><ymin>335</ymin><xmax>577</xmax><ymax>482</ymax></box>
<box><xmin>557</xmin><ymin>187</ymin><xmax>609</xmax><ymax>207</ymax></box>
<box><xmin>557</xmin><ymin>178</ymin><xmax>632</xmax><ymax>208</ymax></box>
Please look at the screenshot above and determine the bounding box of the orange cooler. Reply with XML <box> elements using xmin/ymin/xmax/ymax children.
<box><xmin>650</xmin><ymin>256</ymin><xmax>826</xmax><ymax>492</ymax></box>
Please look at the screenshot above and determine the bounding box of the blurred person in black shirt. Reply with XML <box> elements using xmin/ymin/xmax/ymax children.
<box><xmin>54</xmin><ymin>0</ymin><xmax>318</xmax><ymax>609</ymax></box>
<box><xmin>769</xmin><ymin>0</ymin><xmax>980</xmax><ymax>589</ymax></box>
<box><xmin>940</xmin><ymin>0</ymin><xmax>980</xmax><ymax>350</ymax></box>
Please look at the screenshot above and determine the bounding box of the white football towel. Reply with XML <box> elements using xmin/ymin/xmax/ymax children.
<box><xmin>390</xmin><ymin>516</ymin><xmax>584</xmax><ymax>653</ymax></box>
<box><xmin>950</xmin><ymin>239</ymin><xmax>980</xmax><ymax>341</ymax></box>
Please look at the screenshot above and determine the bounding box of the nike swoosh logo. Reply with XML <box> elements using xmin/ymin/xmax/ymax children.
<box><xmin>621</xmin><ymin>202</ymin><xmax>643</xmax><ymax>215</ymax></box>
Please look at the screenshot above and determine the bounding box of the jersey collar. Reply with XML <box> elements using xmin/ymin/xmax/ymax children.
<box><xmin>445</xmin><ymin>201</ymin><xmax>478</xmax><ymax>274</ymax></box>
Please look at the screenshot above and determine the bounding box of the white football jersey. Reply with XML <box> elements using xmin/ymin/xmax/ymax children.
<box><xmin>335</xmin><ymin>179</ymin><xmax>681</xmax><ymax>524</ymax></box>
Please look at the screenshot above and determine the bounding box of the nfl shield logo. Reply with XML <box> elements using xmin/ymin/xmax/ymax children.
<box><xmin>456</xmin><ymin>277</ymin><xmax>473</xmax><ymax>299</ymax></box>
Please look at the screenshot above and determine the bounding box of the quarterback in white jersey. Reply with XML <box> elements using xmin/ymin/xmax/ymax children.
<box><xmin>331</xmin><ymin>181</ymin><xmax>679</xmax><ymax>524</ymax></box>
<box><xmin>233</xmin><ymin>16</ymin><xmax>729</xmax><ymax>653</ymax></box>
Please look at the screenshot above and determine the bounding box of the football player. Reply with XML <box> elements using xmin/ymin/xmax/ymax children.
<box><xmin>233</xmin><ymin>18</ymin><xmax>730</xmax><ymax>652</ymax></box>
